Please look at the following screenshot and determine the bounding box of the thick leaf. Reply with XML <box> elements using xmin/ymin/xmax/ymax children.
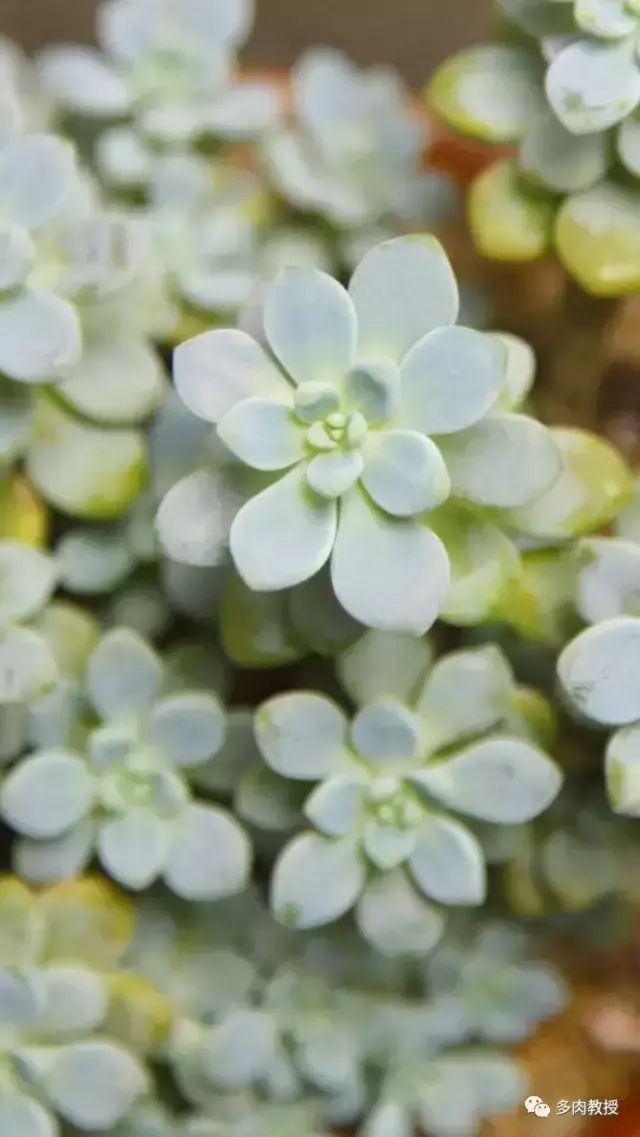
<box><xmin>428</xmin><ymin>45</ymin><xmax>544</xmax><ymax>142</ymax></box>
<box><xmin>414</xmin><ymin>737</ymin><xmax>563</xmax><ymax>823</ymax></box>
<box><xmin>230</xmin><ymin>465</ymin><xmax>337</xmax><ymax>591</ymax></box>
<box><xmin>56</xmin><ymin>337</ymin><xmax>166</xmax><ymax>426</ymax></box>
<box><xmin>27</xmin><ymin>394</ymin><xmax>145</xmax><ymax>521</ymax></box>
<box><xmin>555</xmin><ymin>181</ymin><xmax>640</xmax><ymax>296</ymax></box>
<box><xmin>468</xmin><ymin>160</ymin><xmax>555</xmax><ymax>263</ymax></box>
<box><xmin>37</xmin><ymin>965</ymin><xmax>107</xmax><ymax>1036</ymax></box>
<box><xmin>355</xmin><ymin>869</ymin><xmax>446</xmax><ymax>957</ymax></box>
<box><xmin>506</xmin><ymin>427</ymin><xmax>633</xmax><ymax>538</ymax></box>
<box><xmin>351</xmin><ymin>700</ymin><xmax>423</xmax><ymax>764</ymax></box>
<box><xmin>546</xmin><ymin>37</ymin><xmax>640</xmax><ymax>134</ymax></box>
<box><xmin>147</xmin><ymin>692</ymin><xmax>225</xmax><ymax>767</ymax></box>
<box><xmin>88</xmin><ymin>627</ymin><xmax>162</xmax><ymax>720</ymax></box>
<box><xmin>304</xmin><ymin>777</ymin><xmax>365</xmax><ymax>837</ymax></box>
<box><xmin>264</xmin><ymin>267</ymin><xmax>357</xmax><ymax>385</ymax></box>
<box><xmin>0</xmin><ymin>541</ymin><xmax>56</xmax><ymax>624</ymax></box>
<box><xmin>217</xmin><ymin>398</ymin><xmax>304</xmax><ymax>472</ymax></box>
<box><xmin>255</xmin><ymin>692</ymin><xmax>349</xmax><ymax>779</ymax></box>
<box><xmin>408</xmin><ymin>815</ymin><xmax>486</xmax><ymax>905</ymax></box>
<box><xmin>360</xmin><ymin>431</ymin><xmax>450</xmax><ymax>517</ymax></box>
<box><xmin>575</xmin><ymin>537</ymin><xmax>640</xmax><ymax>623</ymax></box>
<box><xmin>348</xmin><ymin>236</ymin><xmax>459</xmax><ymax>364</ymax></box>
<box><xmin>439</xmin><ymin>413</ymin><xmax>563</xmax><ymax>508</ymax></box>
<box><xmin>0</xmin><ymin>628</ymin><xmax>57</xmax><ymax>704</ymax></box>
<box><xmin>163</xmin><ymin>803</ymin><xmax>251</xmax><ymax>900</ymax></box>
<box><xmin>32</xmin><ymin>1040</ymin><xmax>148</xmax><ymax>1129</ymax></box>
<box><xmin>0</xmin><ymin>290</ymin><xmax>81</xmax><ymax>383</ymax></box>
<box><xmin>271</xmin><ymin>832</ymin><xmax>365</xmax><ymax>929</ymax></box>
<box><xmin>219</xmin><ymin>573</ymin><xmax>303</xmax><ymax>669</ymax></box>
<box><xmin>98</xmin><ymin>811</ymin><xmax>173</xmax><ymax>890</ymax></box>
<box><xmin>398</xmin><ymin>326</ymin><xmax>504</xmax><ymax>436</ymax></box>
<box><xmin>429</xmin><ymin>503</ymin><xmax>521</xmax><ymax>627</ymax></box>
<box><xmin>173</xmin><ymin>329</ymin><xmax>291</xmax><ymax>426</ymax></box>
<box><xmin>0</xmin><ymin>133</ymin><xmax>77</xmax><ymax>229</ymax></box>
<box><xmin>337</xmin><ymin>629</ymin><xmax>434</xmax><ymax>707</ymax></box>
<box><xmin>330</xmin><ymin>488</ymin><xmax>450</xmax><ymax>634</ymax></box>
<box><xmin>0</xmin><ymin>1095</ymin><xmax>56</xmax><ymax>1137</ymax></box>
<box><xmin>520</xmin><ymin>111</ymin><xmax>610</xmax><ymax>193</ymax></box>
<box><xmin>605</xmin><ymin>725</ymin><xmax>640</xmax><ymax>815</ymax></box>
<box><xmin>558</xmin><ymin>616</ymin><xmax>640</xmax><ymax>725</ymax></box>
<box><xmin>36</xmin><ymin>45</ymin><xmax>131</xmax><ymax>114</ymax></box>
<box><xmin>156</xmin><ymin>469</ymin><xmax>244</xmax><ymax>568</ymax></box>
<box><xmin>15</xmin><ymin>821</ymin><xmax>96</xmax><ymax>884</ymax></box>
<box><xmin>1</xmin><ymin>750</ymin><xmax>93</xmax><ymax>839</ymax></box>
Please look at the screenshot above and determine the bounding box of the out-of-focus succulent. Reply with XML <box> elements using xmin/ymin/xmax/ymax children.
<box><xmin>0</xmin><ymin>876</ymin><xmax>151</xmax><ymax>1134</ymax></box>
<box><xmin>427</xmin><ymin>0</ymin><xmax>640</xmax><ymax>292</ymax></box>
<box><xmin>37</xmin><ymin>0</ymin><xmax>282</xmax><ymax>165</ymax></box>
<box><xmin>0</xmin><ymin>540</ymin><xmax>58</xmax><ymax>706</ymax></box>
<box><xmin>253</xmin><ymin>637</ymin><xmax>562</xmax><ymax>954</ymax></box>
<box><xmin>264</xmin><ymin>47</ymin><xmax>457</xmax><ymax>249</ymax></box>
<box><xmin>158</xmin><ymin>235</ymin><xmax>563</xmax><ymax>634</ymax></box>
<box><xmin>424</xmin><ymin>918</ymin><xmax>568</xmax><ymax>1044</ymax></box>
<box><xmin>0</xmin><ymin>627</ymin><xmax>253</xmax><ymax>899</ymax></box>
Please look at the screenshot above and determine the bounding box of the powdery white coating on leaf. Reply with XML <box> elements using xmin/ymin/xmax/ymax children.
<box><xmin>330</xmin><ymin>489</ymin><xmax>450</xmax><ymax>634</ymax></box>
<box><xmin>1</xmin><ymin>750</ymin><xmax>94</xmax><ymax>839</ymax></box>
<box><xmin>558</xmin><ymin>616</ymin><xmax>640</xmax><ymax>725</ymax></box>
<box><xmin>355</xmin><ymin>870</ymin><xmax>446</xmax><ymax>957</ymax></box>
<box><xmin>408</xmin><ymin>815</ymin><xmax>487</xmax><ymax>905</ymax></box>
<box><xmin>255</xmin><ymin>692</ymin><xmax>349</xmax><ymax>780</ymax></box>
<box><xmin>429</xmin><ymin>45</ymin><xmax>545</xmax><ymax>143</ymax></box>
<box><xmin>271</xmin><ymin>832</ymin><xmax>365</xmax><ymax>929</ymax></box>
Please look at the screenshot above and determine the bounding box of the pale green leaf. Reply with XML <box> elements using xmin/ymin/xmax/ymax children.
<box><xmin>428</xmin><ymin>45</ymin><xmax>544</xmax><ymax>142</ymax></box>
<box><xmin>398</xmin><ymin>327</ymin><xmax>504</xmax><ymax>435</ymax></box>
<box><xmin>330</xmin><ymin>488</ymin><xmax>450</xmax><ymax>634</ymax></box>
<box><xmin>355</xmin><ymin>869</ymin><xmax>446</xmax><ymax>957</ymax></box>
<box><xmin>348</xmin><ymin>236</ymin><xmax>459</xmax><ymax>364</ymax></box>
<box><xmin>558</xmin><ymin>616</ymin><xmax>640</xmax><ymax>725</ymax></box>
<box><xmin>271</xmin><ymin>832</ymin><xmax>365</xmax><ymax>929</ymax></box>
<box><xmin>1</xmin><ymin>750</ymin><xmax>93</xmax><ymax>839</ymax></box>
<box><xmin>163</xmin><ymin>803</ymin><xmax>251</xmax><ymax>900</ymax></box>
<box><xmin>88</xmin><ymin>627</ymin><xmax>162</xmax><ymax>720</ymax></box>
<box><xmin>360</xmin><ymin>431</ymin><xmax>450</xmax><ymax>517</ymax></box>
<box><xmin>255</xmin><ymin>692</ymin><xmax>349</xmax><ymax>780</ymax></box>
<box><xmin>264</xmin><ymin>267</ymin><xmax>357</xmax><ymax>385</ymax></box>
<box><xmin>217</xmin><ymin>398</ymin><xmax>304</xmax><ymax>472</ymax></box>
<box><xmin>174</xmin><ymin>329</ymin><xmax>291</xmax><ymax>426</ymax></box>
<box><xmin>408</xmin><ymin>815</ymin><xmax>486</xmax><ymax>905</ymax></box>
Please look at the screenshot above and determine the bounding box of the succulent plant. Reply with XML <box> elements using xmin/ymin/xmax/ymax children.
<box><xmin>0</xmin><ymin>627</ymin><xmax>252</xmax><ymax>898</ymax></box>
<box><xmin>37</xmin><ymin>0</ymin><xmax>282</xmax><ymax>159</ymax></box>
<box><xmin>1</xmin><ymin>2</ymin><xmax>638</xmax><ymax>1135</ymax></box>
<box><xmin>158</xmin><ymin>235</ymin><xmax>563</xmax><ymax>634</ymax></box>
<box><xmin>255</xmin><ymin>639</ymin><xmax>562</xmax><ymax>953</ymax></box>
<box><xmin>264</xmin><ymin>47</ymin><xmax>457</xmax><ymax>244</ymax></box>
<box><xmin>427</xmin><ymin>0</ymin><xmax>640</xmax><ymax>292</ymax></box>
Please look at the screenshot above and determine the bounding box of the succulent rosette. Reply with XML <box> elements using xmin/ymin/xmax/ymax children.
<box><xmin>158</xmin><ymin>235</ymin><xmax>562</xmax><ymax>634</ymax></box>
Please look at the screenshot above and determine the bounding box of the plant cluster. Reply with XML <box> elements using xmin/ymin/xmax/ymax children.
<box><xmin>0</xmin><ymin>1</ymin><xmax>638</xmax><ymax>1135</ymax></box>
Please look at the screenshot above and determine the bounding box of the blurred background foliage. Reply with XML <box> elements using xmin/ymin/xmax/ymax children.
<box><xmin>2</xmin><ymin>0</ymin><xmax>490</xmax><ymax>85</ymax></box>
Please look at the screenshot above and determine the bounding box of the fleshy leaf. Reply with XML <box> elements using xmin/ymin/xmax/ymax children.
<box><xmin>351</xmin><ymin>700</ymin><xmax>423</xmax><ymax>763</ymax></box>
<box><xmin>575</xmin><ymin>537</ymin><xmax>640</xmax><ymax>623</ymax></box>
<box><xmin>558</xmin><ymin>616</ymin><xmax>640</xmax><ymax>725</ymax></box>
<box><xmin>98</xmin><ymin>811</ymin><xmax>173</xmax><ymax>891</ymax></box>
<box><xmin>337</xmin><ymin>629</ymin><xmax>434</xmax><ymax>707</ymax></box>
<box><xmin>173</xmin><ymin>329</ymin><xmax>290</xmax><ymax>426</ymax></box>
<box><xmin>271</xmin><ymin>832</ymin><xmax>365</xmax><ymax>929</ymax></box>
<box><xmin>56</xmin><ymin>338</ymin><xmax>166</xmax><ymax>426</ymax></box>
<box><xmin>468</xmin><ymin>160</ymin><xmax>556</xmax><ymax>263</ymax></box>
<box><xmin>163</xmin><ymin>803</ymin><xmax>251</xmax><ymax>900</ymax></box>
<box><xmin>1</xmin><ymin>750</ymin><xmax>93</xmax><ymax>839</ymax></box>
<box><xmin>348</xmin><ymin>236</ymin><xmax>459</xmax><ymax>364</ymax></box>
<box><xmin>255</xmin><ymin>692</ymin><xmax>349</xmax><ymax>779</ymax></box>
<box><xmin>330</xmin><ymin>488</ymin><xmax>450</xmax><ymax>634</ymax></box>
<box><xmin>506</xmin><ymin>427</ymin><xmax>633</xmax><ymax>538</ymax></box>
<box><xmin>429</xmin><ymin>503</ymin><xmax>521</xmax><ymax>626</ymax></box>
<box><xmin>219</xmin><ymin>573</ymin><xmax>303</xmax><ymax>669</ymax></box>
<box><xmin>408</xmin><ymin>815</ymin><xmax>487</xmax><ymax>905</ymax></box>
<box><xmin>304</xmin><ymin>777</ymin><xmax>365</xmax><ymax>837</ymax></box>
<box><xmin>428</xmin><ymin>45</ymin><xmax>544</xmax><ymax>142</ymax></box>
<box><xmin>398</xmin><ymin>327</ymin><xmax>504</xmax><ymax>436</ymax></box>
<box><xmin>546</xmin><ymin>37</ymin><xmax>640</xmax><ymax>135</ymax></box>
<box><xmin>0</xmin><ymin>290</ymin><xmax>81</xmax><ymax>383</ymax></box>
<box><xmin>414</xmin><ymin>737</ymin><xmax>563</xmax><ymax>823</ymax></box>
<box><xmin>605</xmin><ymin>725</ymin><xmax>640</xmax><ymax>815</ymax></box>
<box><xmin>439</xmin><ymin>413</ymin><xmax>563</xmax><ymax>508</ymax></box>
<box><xmin>361</xmin><ymin>431</ymin><xmax>450</xmax><ymax>517</ymax></box>
<box><xmin>520</xmin><ymin>111</ymin><xmax>610</xmax><ymax>193</ymax></box>
<box><xmin>263</xmin><ymin>267</ymin><xmax>357</xmax><ymax>386</ymax></box>
<box><xmin>355</xmin><ymin>870</ymin><xmax>446</xmax><ymax>957</ymax></box>
<box><xmin>88</xmin><ymin>628</ymin><xmax>162</xmax><ymax>720</ymax></box>
<box><xmin>147</xmin><ymin>692</ymin><xmax>225</xmax><ymax>768</ymax></box>
<box><xmin>230</xmin><ymin>465</ymin><xmax>337</xmax><ymax>591</ymax></box>
<box><xmin>555</xmin><ymin>182</ymin><xmax>640</xmax><ymax>296</ymax></box>
<box><xmin>27</xmin><ymin>394</ymin><xmax>145</xmax><ymax>521</ymax></box>
<box><xmin>156</xmin><ymin>469</ymin><xmax>244</xmax><ymax>568</ymax></box>
<box><xmin>217</xmin><ymin>398</ymin><xmax>304</xmax><ymax>472</ymax></box>
<box><xmin>33</xmin><ymin>1040</ymin><xmax>148</xmax><ymax>1129</ymax></box>
<box><xmin>36</xmin><ymin>45</ymin><xmax>131</xmax><ymax>114</ymax></box>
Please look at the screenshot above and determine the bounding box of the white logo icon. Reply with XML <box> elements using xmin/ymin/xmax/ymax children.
<box><xmin>525</xmin><ymin>1097</ymin><xmax>551</xmax><ymax>1117</ymax></box>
